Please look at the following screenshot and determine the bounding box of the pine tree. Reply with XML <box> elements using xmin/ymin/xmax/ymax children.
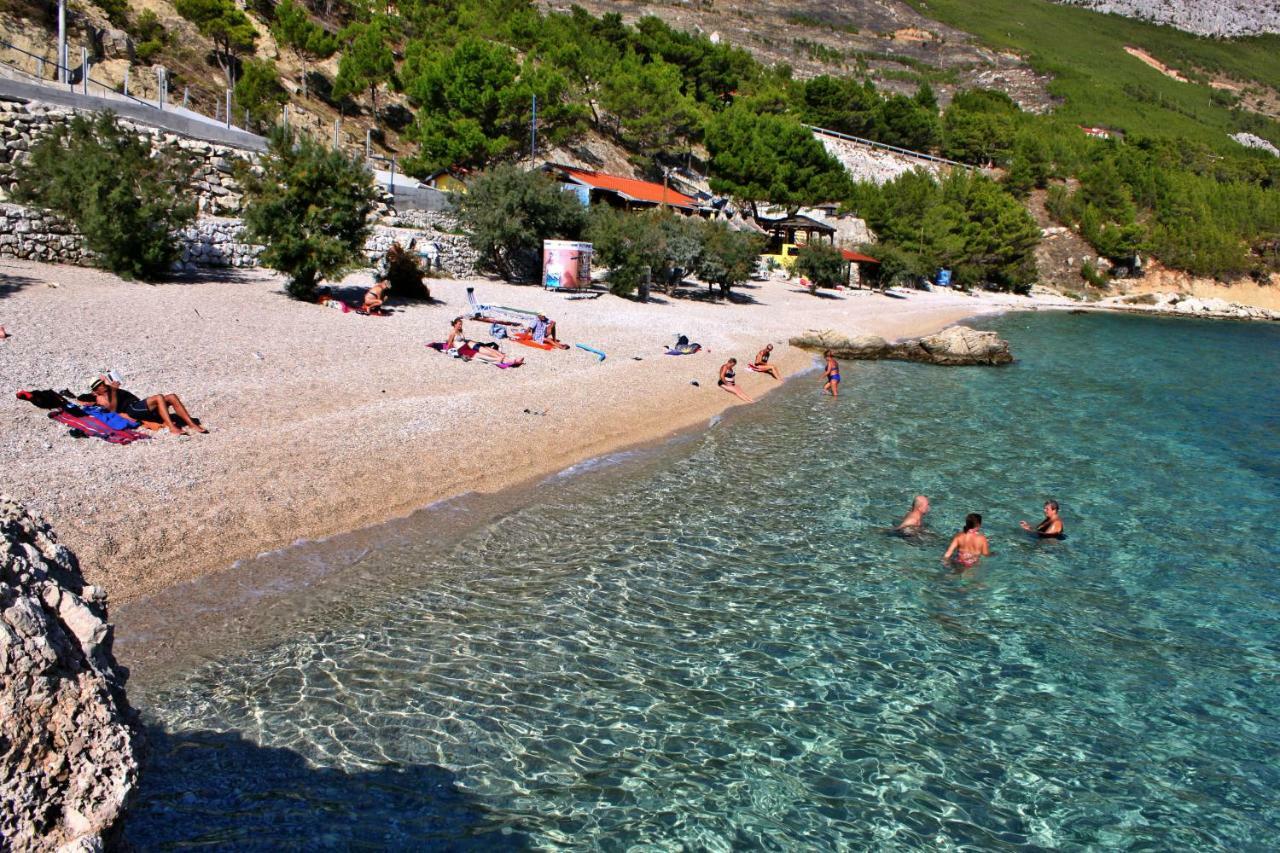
<box><xmin>271</xmin><ymin>0</ymin><xmax>337</xmax><ymax>99</ymax></box>
<box><xmin>174</xmin><ymin>0</ymin><xmax>257</xmax><ymax>89</ymax></box>
<box><xmin>333</xmin><ymin>17</ymin><xmax>395</xmax><ymax>129</ymax></box>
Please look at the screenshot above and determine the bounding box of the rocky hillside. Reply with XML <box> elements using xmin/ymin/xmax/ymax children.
<box><xmin>1052</xmin><ymin>0</ymin><xmax>1280</xmax><ymax>37</ymax></box>
<box><xmin>542</xmin><ymin>0</ymin><xmax>1055</xmax><ymax>110</ymax></box>
<box><xmin>0</xmin><ymin>495</ymin><xmax>138</xmax><ymax>852</ymax></box>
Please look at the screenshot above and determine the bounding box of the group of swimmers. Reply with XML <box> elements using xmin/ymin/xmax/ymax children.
<box><xmin>896</xmin><ymin>494</ymin><xmax>1064</xmax><ymax>568</ymax></box>
<box><xmin>717</xmin><ymin>345</ymin><xmax>843</xmax><ymax>402</ymax></box>
<box><xmin>894</xmin><ymin>496</ymin><xmax>1066</xmax><ymax>569</ymax></box>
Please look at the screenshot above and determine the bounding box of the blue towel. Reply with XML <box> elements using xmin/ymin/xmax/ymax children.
<box><xmin>84</xmin><ymin>405</ymin><xmax>139</xmax><ymax>430</ymax></box>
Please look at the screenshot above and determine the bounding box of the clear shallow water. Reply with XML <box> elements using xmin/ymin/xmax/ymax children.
<box><xmin>126</xmin><ymin>313</ymin><xmax>1280</xmax><ymax>850</ymax></box>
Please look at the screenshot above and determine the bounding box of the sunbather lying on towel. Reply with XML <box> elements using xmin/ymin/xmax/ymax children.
<box><xmin>88</xmin><ymin>376</ymin><xmax>207</xmax><ymax>435</ymax></box>
<box><xmin>445</xmin><ymin>318</ymin><xmax>524</xmax><ymax>367</ymax></box>
<box><xmin>524</xmin><ymin>314</ymin><xmax>569</xmax><ymax>349</ymax></box>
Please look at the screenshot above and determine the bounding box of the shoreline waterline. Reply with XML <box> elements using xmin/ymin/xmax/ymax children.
<box><xmin>2</xmin><ymin>259</ymin><xmax>1032</xmax><ymax>609</ymax></box>
<box><xmin>113</xmin><ymin>353</ymin><xmax>826</xmax><ymax>689</ymax></box>
<box><xmin>122</xmin><ymin>310</ymin><xmax>1280</xmax><ymax>849</ymax></box>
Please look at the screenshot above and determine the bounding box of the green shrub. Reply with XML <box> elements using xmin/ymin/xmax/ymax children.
<box><xmin>234</xmin><ymin>60</ymin><xmax>288</xmax><ymax>131</ymax></box>
<box><xmin>794</xmin><ymin>243</ymin><xmax>847</xmax><ymax>293</ymax></box>
<box><xmin>383</xmin><ymin>243</ymin><xmax>431</xmax><ymax>300</ymax></box>
<box><xmin>586</xmin><ymin>206</ymin><xmax>666</xmax><ymax>296</ymax></box>
<box><xmin>1080</xmin><ymin>261</ymin><xmax>1109</xmax><ymax>288</ymax></box>
<box><xmin>131</xmin><ymin>10</ymin><xmax>168</xmax><ymax>64</ymax></box>
<box><xmin>238</xmin><ymin>127</ymin><xmax>377</xmax><ymax>299</ymax></box>
<box><xmin>93</xmin><ymin>0</ymin><xmax>129</xmax><ymax>27</ymax></box>
<box><xmin>454</xmin><ymin>165</ymin><xmax>587</xmax><ymax>280</ymax></box>
<box><xmin>12</xmin><ymin>113</ymin><xmax>197</xmax><ymax>280</ymax></box>
<box><xmin>695</xmin><ymin>221</ymin><xmax>763</xmax><ymax>298</ymax></box>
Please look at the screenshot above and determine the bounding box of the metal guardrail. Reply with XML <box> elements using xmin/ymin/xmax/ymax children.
<box><xmin>806</xmin><ymin>124</ymin><xmax>975</xmax><ymax>171</ymax></box>
<box><xmin>0</xmin><ymin>37</ymin><xmax>159</xmax><ymax>111</ymax></box>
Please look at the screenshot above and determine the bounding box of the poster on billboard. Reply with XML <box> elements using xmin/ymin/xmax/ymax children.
<box><xmin>543</xmin><ymin>240</ymin><xmax>593</xmax><ymax>290</ymax></box>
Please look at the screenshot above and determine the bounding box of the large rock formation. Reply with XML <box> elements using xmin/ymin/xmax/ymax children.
<box><xmin>1</xmin><ymin>496</ymin><xmax>137</xmax><ymax>852</ymax></box>
<box><xmin>790</xmin><ymin>325</ymin><xmax>1015</xmax><ymax>365</ymax></box>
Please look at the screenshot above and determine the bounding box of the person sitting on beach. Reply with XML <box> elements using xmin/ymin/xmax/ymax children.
<box><xmin>1021</xmin><ymin>499</ymin><xmax>1065</xmax><ymax>540</ymax></box>
<box><xmin>526</xmin><ymin>313</ymin><xmax>569</xmax><ymax>349</ymax></box>
<box><xmin>750</xmin><ymin>344</ymin><xmax>781</xmax><ymax>380</ymax></box>
<box><xmin>445</xmin><ymin>318</ymin><xmax>524</xmax><ymax>367</ymax></box>
<box><xmin>717</xmin><ymin>358</ymin><xmax>754</xmax><ymax>403</ymax></box>
<box><xmin>895</xmin><ymin>495</ymin><xmax>931</xmax><ymax>533</ymax></box>
<box><xmin>362</xmin><ymin>281</ymin><xmax>391</xmax><ymax>314</ymax></box>
<box><xmin>943</xmin><ymin>513</ymin><xmax>991</xmax><ymax>569</ymax></box>
<box><xmin>822</xmin><ymin>350</ymin><xmax>841</xmax><ymax>398</ymax></box>
<box><xmin>89</xmin><ymin>376</ymin><xmax>207</xmax><ymax>435</ymax></box>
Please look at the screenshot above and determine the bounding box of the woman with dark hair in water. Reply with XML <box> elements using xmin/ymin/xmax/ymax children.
<box><xmin>1021</xmin><ymin>499</ymin><xmax>1065</xmax><ymax>539</ymax></box>
<box><xmin>943</xmin><ymin>513</ymin><xmax>991</xmax><ymax>569</ymax></box>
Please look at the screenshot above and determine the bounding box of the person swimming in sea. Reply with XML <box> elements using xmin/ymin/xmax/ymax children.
<box><xmin>1020</xmin><ymin>499</ymin><xmax>1065</xmax><ymax>540</ymax></box>
<box><xmin>895</xmin><ymin>495</ymin><xmax>931</xmax><ymax>535</ymax></box>
<box><xmin>822</xmin><ymin>350</ymin><xmax>841</xmax><ymax>398</ymax></box>
<box><xmin>943</xmin><ymin>513</ymin><xmax>991</xmax><ymax>569</ymax></box>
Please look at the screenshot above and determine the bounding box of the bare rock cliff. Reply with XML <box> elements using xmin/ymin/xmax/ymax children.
<box><xmin>1</xmin><ymin>496</ymin><xmax>138</xmax><ymax>852</ymax></box>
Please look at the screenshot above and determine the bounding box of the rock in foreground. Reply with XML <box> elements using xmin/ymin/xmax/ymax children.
<box><xmin>789</xmin><ymin>325</ymin><xmax>1014</xmax><ymax>366</ymax></box>
<box><xmin>1</xmin><ymin>496</ymin><xmax>138</xmax><ymax>852</ymax></box>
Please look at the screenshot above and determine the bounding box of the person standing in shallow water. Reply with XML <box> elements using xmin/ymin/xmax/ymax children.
<box><xmin>944</xmin><ymin>513</ymin><xmax>991</xmax><ymax>569</ymax></box>
<box><xmin>822</xmin><ymin>350</ymin><xmax>841</xmax><ymax>397</ymax></box>
<box><xmin>1021</xmin><ymin>499</ymin><xmax>1065</xmax><ymax>539</ymax></box>
<box><xmin>895</xmin><ymin>495</ymin><xmax>930</xmax><ymax>534</ymax></box>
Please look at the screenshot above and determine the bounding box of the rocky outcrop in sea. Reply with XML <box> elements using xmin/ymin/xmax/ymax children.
<box><xmin>789</xmin><ymin>325</ymin><xmax>1015</xmax><ymax>365</ymax></box>
<box><xmin>0</xmin><ymin>496</ymin><xmax>138</xmax><ymax>852</ymax></box>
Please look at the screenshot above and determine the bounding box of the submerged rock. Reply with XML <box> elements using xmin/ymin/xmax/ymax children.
<box><xmin>0</xmin><ymin>496</ymin><xmax>138</xmax><ymax>852</ymax></box>
<box><xmin>789</xmin><ymin>325</ymin><xmax>1014</xmax><ymax>365</ymax></box>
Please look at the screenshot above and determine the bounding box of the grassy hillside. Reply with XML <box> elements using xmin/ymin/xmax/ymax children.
<box><xmin>904</xmin><ymin>0</ymin><xmax>1280</xmax><ymax>148</ymax></box>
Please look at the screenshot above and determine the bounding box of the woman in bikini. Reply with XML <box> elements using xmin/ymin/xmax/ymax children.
<box><xmin>943</xmin><ymin>513</ymin><xmax>991</xmax><ymax>569</ymax></box>
<box><xmin>445</xmin><ymin>318</ymin><xmax>524</xmax><ymax>367</ymax></box>
<box><xmin>362</xmin><ymin>281</ymin><xmax>391</xmax><ymax>314</ymax></box>
<box><xmin>717</xmin><ymin>358</ymin><xmax>754</xmax><ymax>403</ymax></box>
<box><xmin>750</xmin><ymin>344</ymin><xmax>781</xmax><ymax>380</ymax></box>
<box><xmin>822</xmin><ymin>350</ymin><xmax>841</xmax><ymax>397</ymax></box>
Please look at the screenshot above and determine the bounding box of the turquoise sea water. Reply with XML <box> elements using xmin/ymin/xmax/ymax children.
<box><xmin>125</xmin><ymin>312</ymin><xmax>1280</xmax><ymax>850</ymax></box>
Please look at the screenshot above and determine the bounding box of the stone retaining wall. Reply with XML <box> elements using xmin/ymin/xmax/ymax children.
<box><xmin>1</xmin><ymin>202</ymin><xmax>479</xmax><ymax>277</ymax></box>
<box><xmin>0</xmin><ymin>99</ymin><xmax>254</xmax><ymax>216</ymax></box>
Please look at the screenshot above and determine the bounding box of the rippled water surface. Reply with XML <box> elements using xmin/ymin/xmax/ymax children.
<box><xmin>127</xmin><ymin>312</ymin><xmax>1280</xmax><ymax>850</ymax></box>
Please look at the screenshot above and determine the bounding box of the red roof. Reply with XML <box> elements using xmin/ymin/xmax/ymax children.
<box><xmin>841</xmin><ymin>249</ymin><xmax>879</xmax><ymax>264</ymax></box>
<box><xmin>550</xmin><ymin>165</ymin><xmax>700</xmax><ymax>209</ymax></box>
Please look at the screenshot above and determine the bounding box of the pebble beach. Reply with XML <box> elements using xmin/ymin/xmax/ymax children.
<box><xmin>0</xmin><ymin>258</ymin><xmax>1050</xmax><ymax>604</ymax></box>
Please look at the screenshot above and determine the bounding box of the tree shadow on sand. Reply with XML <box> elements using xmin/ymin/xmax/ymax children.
<box><xmin>0</xmin><ymin>269</ymin><xmax>42</xmax><ymax>299</ymax></box>
<box><xmin>123</xmin><ymin>726</ymin><xmax>529</xmax><ymax>850</ymax></box>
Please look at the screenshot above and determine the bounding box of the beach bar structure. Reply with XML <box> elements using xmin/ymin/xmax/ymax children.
<box><xmin>756</xmin><ymin>213</ymin><xmax>838</xmax><ymax>254</ymax></box>
<box><xmin>542</xmin><ymin>163</ymin><xmax>702</xmax><ymax>212</ymax></box>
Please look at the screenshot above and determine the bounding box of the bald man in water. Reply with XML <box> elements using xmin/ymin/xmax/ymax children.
<box><xmin>895</xmin><ymin>495</ymin><xmax>931</xmax><ymax>533</ymax></box>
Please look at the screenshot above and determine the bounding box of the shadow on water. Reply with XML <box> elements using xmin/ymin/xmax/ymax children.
<box><xmin>124</xmin><ymin>726</ymin><xmax>529</xmax><ymax>850</ymax></box>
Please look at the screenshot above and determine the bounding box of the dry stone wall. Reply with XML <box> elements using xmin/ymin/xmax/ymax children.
<box><xmin>0</xmin><ymin>99</ymin><xmax>251</xmax><ymax>216</ymax></box>
<box><xmin>0</xmin><ymin>99</ymin><xmax>479</xmax><ymax>276</ymax></box>
<box><xmin>0</xmin><ymin>496</ymin><xmax>138</xmax><ymax>853</ymax></box>
<box><xmin>0</xmin><ymin>202</ymin><xmax>479</xmax><ymax>277</ymax></box>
